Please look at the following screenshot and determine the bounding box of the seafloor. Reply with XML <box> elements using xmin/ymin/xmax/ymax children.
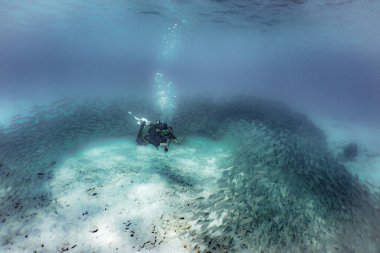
<box><xmin>0</xmin><ymin>96</ymin><xmax>379</xmax><ymax>253</ymax></box>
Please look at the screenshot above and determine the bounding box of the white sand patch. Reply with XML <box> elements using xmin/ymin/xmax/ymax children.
<box><xmin>1</xmin><ymin>136</ymin><xmax>230</xmax><ymax>252</ymax></box>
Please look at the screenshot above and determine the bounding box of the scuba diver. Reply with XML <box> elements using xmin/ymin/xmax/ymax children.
<box><xmin>136</xmin><ymin>120</ymin><xmax>178</xmax><ymax>152</ymax></box>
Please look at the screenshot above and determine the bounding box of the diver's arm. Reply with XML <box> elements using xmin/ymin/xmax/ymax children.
<box><xmin>169</xmin><ymin>133</ymin><xmax>178</xmax><ymax>144</ymax></box>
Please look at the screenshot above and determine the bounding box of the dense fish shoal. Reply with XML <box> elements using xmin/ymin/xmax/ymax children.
<box><xmin>0</xmin><ymin>96</ymin><xmax>379</xmax><ymax>253</ymax></box>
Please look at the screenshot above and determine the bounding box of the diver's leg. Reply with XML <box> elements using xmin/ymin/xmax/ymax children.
<box><xmin>136</xmin><ymin>122</ymin><xmax>146</xmax><ymax>145</ymax></box>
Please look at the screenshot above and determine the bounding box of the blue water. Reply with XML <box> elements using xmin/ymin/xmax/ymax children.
<box><xmin>1</xmin><ymin>0</ymin><xmax>379</xmax><ymax>123</ymax></box>
<box><xmin>0</xmin><ymin>1</ymin><xmax>380</xmax><ymax>252</ymax></box>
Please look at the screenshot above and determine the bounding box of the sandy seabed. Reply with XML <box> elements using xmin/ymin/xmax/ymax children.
<box><xmin>1</xmin><ymin>137</ymin><xmax>230</xmax><ymax>253</ymax></box>
<box><xmin>1</xmin><ymin>97</ymin><xmax>380</xmax><ymax>253</ymax></box>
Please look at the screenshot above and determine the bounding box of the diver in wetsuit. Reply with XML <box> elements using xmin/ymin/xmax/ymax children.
<box><xmin>136</xmin><ymin>121</ymin><xmax>177</xmax><ymax>152</ymax></box>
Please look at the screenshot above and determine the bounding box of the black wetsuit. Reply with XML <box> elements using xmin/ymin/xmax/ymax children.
<box><xmin>136</xmin><ymin>121</ymin><xmax>177</xmax><ymax>151</ymax></box>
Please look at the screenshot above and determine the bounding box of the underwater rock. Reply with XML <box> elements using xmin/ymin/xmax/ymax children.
<box><xmin>343</xmin><ymin>143</ymin><xmax>358</xmax><ymax>160</ymax></box>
